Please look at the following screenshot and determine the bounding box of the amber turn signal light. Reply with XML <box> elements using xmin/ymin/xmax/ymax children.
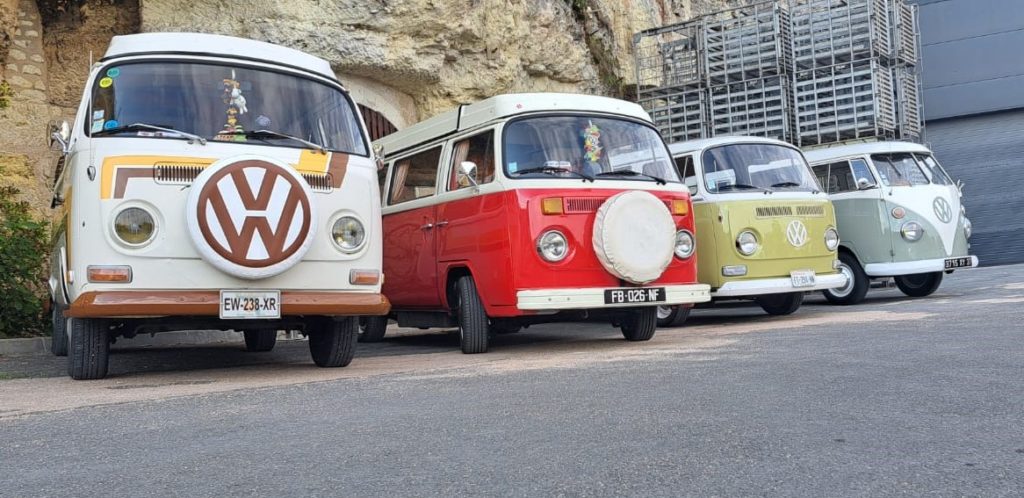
<box><xmin>671</xmin><ymin>199</ymin><xmax>689</xmax><ymax>216</ymax></box>
<box><xmin>87</xmin><ymin>265</ymin><xmax>132</xmax><ymax>283</ymax></box>
<box><xmin>349</xmin><ymin>269</ymin><xmax>381</xmax><ymax>286</ymax></box>
<box><xmin>541</xmin><ymin>197</ymin><xmax>564</xmax><ymax>215</ymax></box>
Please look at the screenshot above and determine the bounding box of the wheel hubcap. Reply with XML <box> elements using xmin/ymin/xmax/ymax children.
<box><xmin>829</xmin><ymin>263</ymin><xmax>855</xmax><ymax>298</ymax></box>
<box><xmin>656</xmin><ymin>306</ymin><xmax>673</xmax><ymax>320</ymax></box>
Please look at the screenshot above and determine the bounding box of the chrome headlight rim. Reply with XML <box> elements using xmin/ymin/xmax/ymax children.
<box><xmin>331</xmin><ymin>215</ymin><xmax>367</xmax><ymax>253</ymax></box>
<box><xmin>900</xmin><ymin>221</ymin><xmax>924</xmax><ymax>242</ymax></box>
<box><xmin>674</xmin><ymin>229</ymin><xmax>696</xmax><ymax>259</ymax></box>
<box><xmin>824</xmin><ymin>227</ymin><xmax>840</xmax><ymax>251</ymax></box>
<box><xmin>736</xmin><ymin>230</ymin><xmax>759</xmax><ymax>256</ymax></box>
<box><xmin>963</xmin><ymin>216</ymin><xmax>972</xmax><ymax>239</ymax></box>
<box><xmin>537</xmin><ymin>230</ymin><xmax>569</xmax><ymax>262</ymax></box>
<box><xmin>112</xmin><ymin>206</ymin><xmax>157</xmax><ymax>247</ymax></box>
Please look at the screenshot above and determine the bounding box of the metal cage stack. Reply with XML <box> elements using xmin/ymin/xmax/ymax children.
<box><xmin>634</xmin><ymin>20</ymin><xmax>710</xmax><ymax>143</ymax></box>
<box><xmin>632</xmin><ymin>0</ymin><xmax>923</xmax><ymax>148</ymax></box>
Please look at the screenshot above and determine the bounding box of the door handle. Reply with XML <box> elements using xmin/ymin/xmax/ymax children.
<box><xmin>435</xmin><ymin>221</ymin><xmax>449</xmax><ymax>227</ymax></box>
<box><xmin>421</xmin><ymin>223</ymin><xmax>434</xmax><ymax>230</ymax></box>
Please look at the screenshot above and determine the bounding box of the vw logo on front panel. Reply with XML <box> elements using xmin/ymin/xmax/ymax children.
<box><xmin>786</xmin><ymin>220</ymin><xmax>808</xmax><ymax>248</ymax></box>
<box><xmin>933</xmin><ymin>197</ymin><xmax>953</xmax><ymax>224</ymax></box>
<box><xmin>186</xmin><ymin>155</ymin><xmax>316</xmax><ymax>280</ymax></box>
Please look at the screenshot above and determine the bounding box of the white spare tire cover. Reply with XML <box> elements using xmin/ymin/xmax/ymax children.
<box><xmin>592</xmin><ymin>190</ymin><xmax>675</xmax><ymax>285</ymax></box>
<box><xmin>186</xmin><ymin>154</ymin><xmax>317</xmax><ymax>280</ymax></box>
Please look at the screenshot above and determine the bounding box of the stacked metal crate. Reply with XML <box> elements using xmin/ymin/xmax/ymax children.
<box><xmin>704</xmin><ymin>1</ymin><xmax>794</xmax><ymax>141</ymax></box>
<box><xmin>890</xmin><ymin>1</ymin><xmax>923</xmax><ymax>141</ymax></box>
<box><xmin>789</xmin><ymin>0</ymin><xmax>898</xmax><ymax>145</ymax></box>
<box><xmin>633</xmin><ymin>20</ymin><xmax>710</xmax><ymax>143</ymax></box>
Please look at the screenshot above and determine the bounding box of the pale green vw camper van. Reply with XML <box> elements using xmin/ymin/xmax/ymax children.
<box><xmin>805</xmin><ymin>142</ymin><xmax>977</xmax><ymax>304</ymax></box>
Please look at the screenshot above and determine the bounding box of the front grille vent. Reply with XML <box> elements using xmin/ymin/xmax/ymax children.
<box><xmin>301</xmin><ymin>173</ymin><xmax>333</xmax><ymax>192</ymax></box>
<box><xmin>565</xmin><ymin>197</ymin><xmax>605</xmax><ymax>213</ymax></box>
<box><xmin>755</xmin><ymin>205</ymin><xmax>793</xmax><ymax>218</ymax></box>
<box><xmin>154</xmin><ymin>163</ymin><xmax>205</xmax><ymax>184</ymax></box>
<box><xmin>795</xmin><ymin>205</ymin><xmax>824</xmax><ymax>217</ymax></box>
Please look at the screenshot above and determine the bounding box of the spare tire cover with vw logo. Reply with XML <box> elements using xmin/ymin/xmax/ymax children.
<box><xmin>186</xmin><ymin>155</ymin><xmax>317</xmax><ymax>280</ymax></box>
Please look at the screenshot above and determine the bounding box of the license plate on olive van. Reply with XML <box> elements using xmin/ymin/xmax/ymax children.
<box><xmin>604</xmin><ymin>287</ymin><xmax>666</xmax><ymax>305</ymax></box>
<box><xmin>790</xmin><ymin>270</ymin><xmax>816</xmax><ymax>288</ymax></box>
<box><xmin>944</xmin><ymin>257</ymin><xmax>973</xmax><ymax>269</ymax></box>
<box><xmin>220</xmin><ymin>290</ymin><xmax>281</xmax><ymax>319</ymax></box>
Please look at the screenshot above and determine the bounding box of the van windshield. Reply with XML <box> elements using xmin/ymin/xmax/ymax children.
<box><xmin>503</xmin><ymin>116</ymin><xmax>679</xmax><ymax>183</ymax></box>
<box><xmin>88</xmin><ymin>61</ymin><xmax>368</xmax><ymax>155</ymax></box>
<box><xmin>871</xmin><ymin>153</ymin><xmax>930</xmax><ymax>186</ymax></box>
<box><xmin>701</xmin><ymin>143</ymin><xmax>818</xmax><ymax>193</ymax></box>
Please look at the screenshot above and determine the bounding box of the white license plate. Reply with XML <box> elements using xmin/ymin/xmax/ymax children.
<box><xmin>790</xmin><ymin>270</ymin><xmax>816</xmax><ymax>288</ymax></box>
<box><xmin>220</xmin><ymin>290</ymin><xmax>281</xmax><ymax>319</ymax></box>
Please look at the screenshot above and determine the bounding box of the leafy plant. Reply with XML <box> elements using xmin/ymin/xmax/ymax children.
<box><xmin>0</xmin><ymin>182</ymin><xmax>49</xmax><ymax>338</ymax></box>
<box><xmin>0</xmin><ymin>81</ymin><xmax>13</xmax><ymax>110</ymax></box>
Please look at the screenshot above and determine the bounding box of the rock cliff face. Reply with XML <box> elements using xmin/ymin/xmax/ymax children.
<box><xmin>1</xmin><ymin>0</ymin><xmax>730</xmax><ymax>213</ymax></box>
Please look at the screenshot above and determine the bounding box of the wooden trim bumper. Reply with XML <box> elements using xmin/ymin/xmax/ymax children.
<box><xmin>66</xmin><ymin>291</ymin><xmax>390</xmax><ymax>318</ymax></box>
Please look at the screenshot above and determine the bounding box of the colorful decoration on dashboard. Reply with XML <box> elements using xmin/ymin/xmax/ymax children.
<box><xmin>215</xmin><ymin>70</ymin><xmax>247</xmax><ymax>142</ymax></box>
<box><xmin>582</xmin><ymin>120</ymin><xmax>603</xmax><ymax>164</ymax></box>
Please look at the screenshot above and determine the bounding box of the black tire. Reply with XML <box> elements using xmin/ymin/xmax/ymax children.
<box><xmin>456</xmin><ymin>276</ymin><xmax>489</xmax><ymax>354</ymax></box>
<box><xmin>757</xmin><ymin>292</ymin><xmax>804</xmax><ymax>316</ymax></box>
<box><xmin>621</xmin><ymin>307</ymin><xmax>658</xmax><ymax>341</ymax></box>
<box><xmin>894</xmin><ymin>272</ymin><xmax>943</xmax><ymax>298</ymax></box>
<box><xmin>358</xmin><ymin>316</ymin><xmax>388</xmax><ymax>343</ymax></box>
<box><xmin>489</xmin><ymin>320</ymin><xmax>522</xmax><ymax>335</ymax></box>
<box><xmin>243</xmin><ymin>329</ymin><xmax>277</xmax><ymax>352</ymax></box>
<box><xmin>307</xmin><ymin>317</ymin><xmax>358</xmax><ymax>368</ymax></box>
<box><xmin>823</xmin><ymin>252</ymin><xmax>869</xmax><ymax>305</ymax></box>
<box><xmin>51</xmin><ymin>303</ymin><xmax>68</xmax><ymax>356</ymax></box>
<box><xmin>67</xmin><ymin>318</ymin><xmax>109</xmax><ymax>380</ymax></box>
<box><xmin>656</xmin><ymin>305</ymin><xmax>691</xmax><ymax>328</ymax></box>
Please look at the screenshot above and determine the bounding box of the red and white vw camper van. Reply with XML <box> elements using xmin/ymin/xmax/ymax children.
<box><xmin>366</xmin><ymin>93</ymin><xmax>710</xmax><ymax>353</ymax></box>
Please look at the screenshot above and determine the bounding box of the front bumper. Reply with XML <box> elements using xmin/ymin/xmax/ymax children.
<box><xmin>863</xmin><ymin>255</ymin><xmax>979</xmax><ymax>277</ymax></box>
<box><xmin>516</xmin><ymin>283</ymin><xmax>711</xmax><ymax>311</ymax></box>
<box><xmin>712</xmin><ymin>272</ymin><xmax>847</xmax><ymax>298</ymax></box>
<box><xmin>66</xmin><ymin>290</ymin><xmax>390</xmax><ymax>318</ymax></box>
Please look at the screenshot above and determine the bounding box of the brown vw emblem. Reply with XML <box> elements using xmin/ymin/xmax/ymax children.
<box><xmin>196</xmin><ymin>159</ymin><xmax>312</xmax><ymax>268</ymax></box>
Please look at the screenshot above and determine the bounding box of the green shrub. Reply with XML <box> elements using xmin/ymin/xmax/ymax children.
<box><xmin>0</xmin><ymin>81</ymin><xmax>13</xmax><ymax>110</ymax></box>
<box><xmin>0</xmin><ymin>184</ymin><xmax>49</xmax><ymax>338</ymax></box>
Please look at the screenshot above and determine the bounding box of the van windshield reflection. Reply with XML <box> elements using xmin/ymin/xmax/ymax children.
<box><xmin>701</xmin><ymin>143</ymin><xmax>818</xmax><ymax>193</ymax></box>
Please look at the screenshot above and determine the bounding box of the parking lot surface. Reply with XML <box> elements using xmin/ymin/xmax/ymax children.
<box><xmin>1</xmin><ymin>265</ymin><xmax>1022</xmax><ymax>496</ymax></box>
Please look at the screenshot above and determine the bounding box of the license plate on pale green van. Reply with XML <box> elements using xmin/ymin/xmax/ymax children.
<box><xmin>790</xmin><ymin>270</ymin><xmax>816</xmax><ymax>288</ymax></box>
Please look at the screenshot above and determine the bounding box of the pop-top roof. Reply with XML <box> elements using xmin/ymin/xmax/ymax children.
<box><xmin>375</xmin><ymin>93</ymin><xmax>653</xmax><ymax>156</ymax></box>
<box><xmin>102</xmin><ymin>33</ymin><xmax>337</xmax><ymax>80</ymax></box>
<box><xmin>803</xmin><ymin>141</ymin><xmax>932</xmax><ymax>164</ymax></box>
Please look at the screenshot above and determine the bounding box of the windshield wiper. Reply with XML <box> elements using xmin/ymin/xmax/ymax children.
<box><xmin>93</xmin><ymin>123</ymin><xmax>206</xmax><ymax>145</ymax></box>
<box><xmin>228</xmin><ymin>129</ymin><xmax>327</xmax><ymax>154</ymax></box>
<box><xmin>716</xmin><ymin>183</ymin><xmax>763</xmax><ymax>191</ymax></box>
<box><xmin>512</xmin><ymin>166</ymin><xmax>594</xmax><ymax>182</ymax></box>
<box><xmin>594</xmin><ymin>169</ymin><xmax>667</xmax><ymax>185</ymax></box>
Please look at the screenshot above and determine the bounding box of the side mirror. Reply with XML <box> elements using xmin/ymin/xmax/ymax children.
<box><xmin>372</xmin><ymin>143</ymin><xmax>385</xmax><ymax>171</ymax></box>
<box><xmin>48</xmin><ymin>120</ymin><xmax>70</xmax><ymax>153</ymax></box>
<box><xmin>856</xmin><ymin>178</ymin><xmax>876</xmax><ymax>190</ymax></box>
<box><xmin>458</xmin><ymin>161</ymin><xmax>479</xmax><ymax>187</ymax></box>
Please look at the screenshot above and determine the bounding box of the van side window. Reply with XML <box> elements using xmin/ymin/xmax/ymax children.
<box><xmin>849</xmin><ymin>159</ymin><xmax>875</xmax><ymax>189</ymax></box>
<box><xmin>389</xmin><ymin>147</ymin><xmax>442</xmax><ymax>204</ymax></box>
<box><xmin>448</xmin><ymin>130</ymin><xmax>495</xmax><ymax>191</ymax></box>
<box><xmin>674</xmin><ymin>155</ymin><xmax>698</xmax><ymax>194</ymax></box>
<box><xmin>812</xmin><ymin>161</ymin><xmax>855</xmax><ymax>194</ymax></box>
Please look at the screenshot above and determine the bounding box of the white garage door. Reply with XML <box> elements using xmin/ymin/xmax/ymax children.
<box><xmin>926</xmin><ymin>110</ymin><xmax>1024</xmax><ymax>266</ymax></box>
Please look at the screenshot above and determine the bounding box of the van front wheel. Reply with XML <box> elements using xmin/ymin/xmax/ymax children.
<box><xmin>358</xmin><ymin>316</ymin><xmax>388</xmax><ymax>343</ymax></box>
<box><xmin>756</xmin><ymin>292</ymin><xmax>804</xmax><ymax>316</ymax></box>
<box><xmin>68</xmin><ymin>318</ymin><xmax>109</xmax><ymax>380</ymax></box>
<box><xmin>456</xmin><ymin>276</ymin><xmax>489</xmax><ymax>354</ymax></box>
<box><xmin>307</xmin><ymin>317</ymin><xmax>357</xmax><ymax>368</ymax></box>
<box><xmin>51</xmin><ymin>303</ymin><xmax>68</xmax><ymax>356</ymax></box>
<box><xmin>823</xmin><ymin>252</ymin><xmax>869</xmax><ymax>305</ymax></box>
<box><xmin>243</xmin><ymin>329</ymin><xmax>277</xmax><ymax>352</ymax></box>
<box><xmin>621</xmin><ymin>307</ymin><xmax>657</xmax><ymax>341</ymax></box>
<box><xmin>656</xmin><ymin>305</ymin><xmax>691</xmax><ymax>328</ymax></box>
<box><xmin>894</xmin><ymin>272</ymin><xmax>943</xmax><ymax>298</ymax></box>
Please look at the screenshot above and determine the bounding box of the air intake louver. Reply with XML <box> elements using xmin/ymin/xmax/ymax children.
<box><xmin>301</xmin><ymin>173</ymin><xmax>333</xmax><ymax>192</ymax></box>
<box><xmin>154</xmin><ymin>163</ymin><xmax>204</xmax><ymax>184</ymax></box>
<box><xmin>565</xmin><ymin>198</ymin><xmax>606</xmax><ymax>213</ymax></box>
<box><xmin>755</xmin><ymin>206</ymin><xmax>793</xmax><ymax>218</ymax></box>
<box><xmin>795</xmin><ymin>205</ymin><xmax>824</xmax><ymax>217</ymax></box>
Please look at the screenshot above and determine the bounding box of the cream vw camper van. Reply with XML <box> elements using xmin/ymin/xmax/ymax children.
<box><xmin>47</xmin><ymin>33</ymin><xmax>387</xmax><ymax>379</ymax></box>
<box><xmin>805</xmin><ymin>142</ymin><xmax>977</xmax><ymax>304</ymax></box>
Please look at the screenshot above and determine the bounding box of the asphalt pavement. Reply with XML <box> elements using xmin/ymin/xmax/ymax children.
<box><xmin>1</xmin><ymin>266</ymin><xmax>1022</xmax><ymax>497</ymax></box>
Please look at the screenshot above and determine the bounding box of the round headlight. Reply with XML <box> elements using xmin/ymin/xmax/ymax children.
<box><xmin>963</xmin><ymin>217</ymin><xmax>972</xmax><ymax>239</ymax></box>
<box><xmin>537</xmin><ymin>230</ymin><xmax>568</xmax><ymax>262</ymax></box>
<box><xmin>736</xmin><ymin>230</ymin><xmax>759</xmax><ymax>255</ymax></box>
<box><xmin>332</xmin><ymin>216</ymin><xmax>366</xmax><ymax>252</ymax></box>
<box><xmin>901</xmin><ymin>221</ymin><xmax>924</xmax><ymax>242</ymax></box>
<box><xmin>824</xmin><ymin>227</ymin><xmax>840</xmax><ymax>251</ymax></box>
<box><xmin>674</xmin><ymin>229</ymin><xmax>695</xmax><ymax>259</ymax></box>
<box><xmin>113</xmin><ymin>207</ymin><xmax>155</xmax><ymax>246</ymax></box>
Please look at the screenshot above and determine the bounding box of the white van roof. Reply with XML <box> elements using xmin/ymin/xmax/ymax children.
<box><xmin>102</xmin><ymin>33</ymin><xmax>338</xmax><ymax>81</ymax></box>
<box><xmin>667</xmin><ymin>135</ymin><xmax>796</xmax><ymax>157</ymax></box>
<box><xmin>803</xmin><ymin>141</ymin><xmax>931</xmax><ymax>164</ymax></box>
<box><xmin>375</xmin><ymin>93</ymin><xmax>653</xmax><ymax>156</ymax></box>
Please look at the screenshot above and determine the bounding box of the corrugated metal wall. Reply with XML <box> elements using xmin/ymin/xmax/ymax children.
<box><xmin>926</xmin><ymin>110</ymin><xmax>1024</xmax><ymax>266</ymax></box>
